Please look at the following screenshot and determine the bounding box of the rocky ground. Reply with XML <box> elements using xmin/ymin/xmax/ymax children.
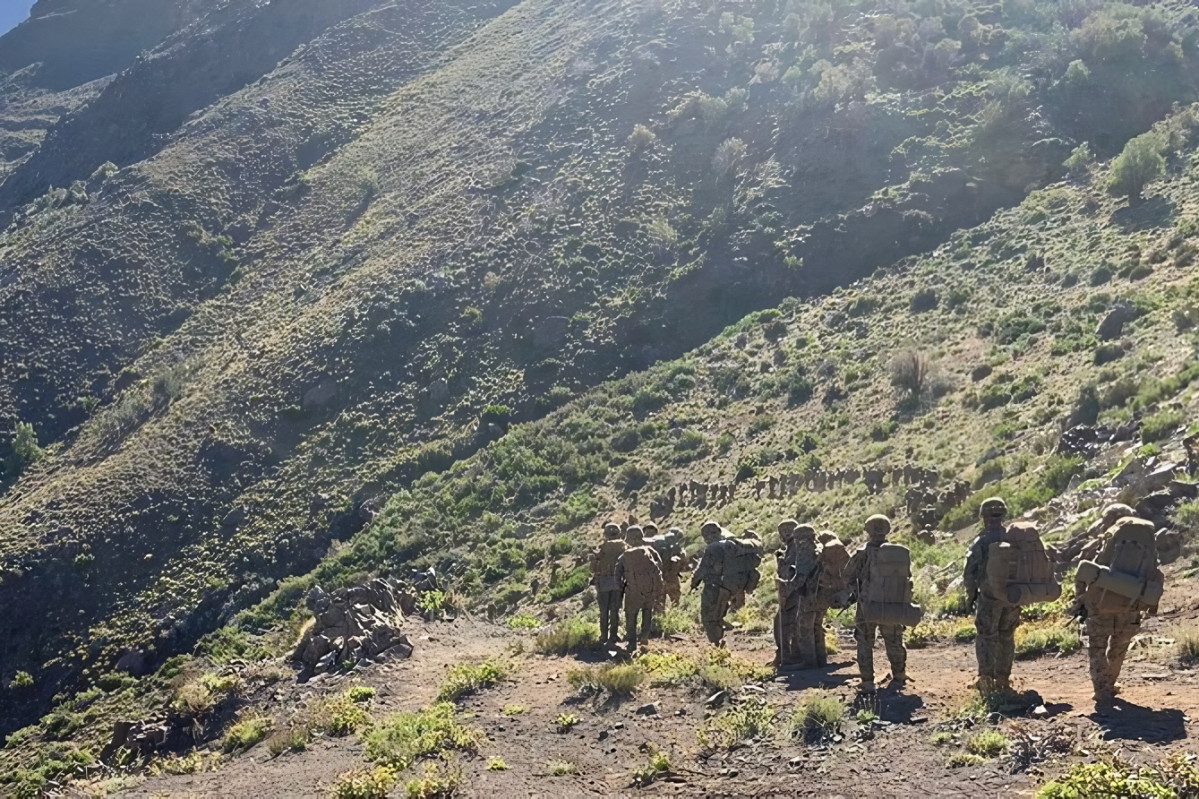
<box><xmin>121</xmin><ymin>567</ymin><xmax>1199</xmax><ymax>798</ymax></box>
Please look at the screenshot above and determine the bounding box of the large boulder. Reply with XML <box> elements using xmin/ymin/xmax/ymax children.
<box><xmin>1095</xmin><ymin>302</ymin><xmax>1136</xmax><ymax>341</ymax></box>
<box><xmin>292</xmin><ymin>577</ymin><xmax>416</xmax><ymax>680</ymax></box>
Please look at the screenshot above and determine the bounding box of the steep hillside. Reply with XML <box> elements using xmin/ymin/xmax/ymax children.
<box><xmin>7</xmin><ymin>107</ymin><xmax>1199</xmax><ymax>795</ymax></box>
<box><xmin>4</xmin><ymin>0</ymin><xmax>1199</xmax><ymax>761</ymax></box>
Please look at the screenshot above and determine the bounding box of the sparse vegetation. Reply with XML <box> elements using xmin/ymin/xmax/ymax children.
<box><xmin>786</xmin><ymin>691</ymin><xmax>845</xmax><ymax>744</ymax></box>
<box><xmin>699</xmin><ymin>700</ymin><xmax>776</xmax><ymax>750</ymax></box>
<box><xmin>362</xmin><ymin>703</ymin><xmax>478</xmax><ymax>771</ymax></box>
<box><xmin>966</xmin><ymin>730</ymin><xmax>1008</xmax><ymax>758</ymax></box>
<box><xmin>437</xmin><ymin>658</ymin><xmax>512</xmax><ymax>702</ymax></box>
<box><xmin>222</xmin><ymin>713</ymin><xmax>273</xmax><ymax>754</ymax></box>
<box><xmin>535</xmin><ymin>618</ymin><xmax>598</xmax><ymax>655</ymax></box>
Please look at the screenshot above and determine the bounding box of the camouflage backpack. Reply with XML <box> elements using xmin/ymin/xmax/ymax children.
<box><xmin>1077</xmin><ymin>517</ymin><xmax>1163</xmax><ymax>613</ymax></box>
<box><xmin>723</xmin><ymin>535</ymin><xmax>763</xmax><ymax>594</ymax></box>
<box><xmin>590</xmin><ymin>540</ymin><xmax>626</xmax><ymax>578</ymax></box>
<box><xmin>817</xmin><ymin>537</ymin><xmax>850</xmax><ymax>595</ymax></box>
<box><xmin>620</xmin><ymin>546</ymin><xmax>663</xmax><ymax>593</ymax></box>
<box><xmin>984</xmin><ymin>522</ymin><xmax>1060</xmax><ymax>606</ymax></box>
<box><xmin>644</xmin><ymin>533</ymin><xmax>682</xmax><ymax>564</ymax></box>
<box><xmin>857</xmin><ymin>543</ymin><xmax>923</xmax><ymax>627</ymax></box>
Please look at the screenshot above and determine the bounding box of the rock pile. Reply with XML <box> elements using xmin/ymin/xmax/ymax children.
<box><xmin>292</xmin><ymin>578</ymin><xmax>416</xmax><ymax>680</ymax></box>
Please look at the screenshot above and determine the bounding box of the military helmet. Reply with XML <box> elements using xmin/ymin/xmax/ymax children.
<box><xmin>666</xmin><ymin>526</ymin><xmax>683</xmax><ymax>541</ymax></box>
<box><xmin>1101</xmin><ymin>503</ymin><xmax>1135</xmax><ymax>525</ymax></box>
<box><xmin>864</xmin><ymin>514</ymin><xmax>891</xmax><ymax>537</ymax></box>
<box><xmin>701</xmin><ymin>520</ymin><xmax>722</xmax><ymax>539</ymax></box>
<box><xmin>794</xmin><ymin>523</ymin><xmax>816</xmax><ymax>539</ymax></box>
<box><xmin>777</xmin><ymin>518</ymin><xmax>800</xmax><ymax>536</ymax></box>
<box><xmin>642</xmin><ymin>522</ymin><xmax>660</xmax><ymax>537</ymax></box>
<box><xmin>817</xmin><ymin>530</ymin><xmax>840</xmax><ymax>545</ymax></box>
<box><xmin>626</xmin><ymin>525</ymin><xmax>645</xmax><ymax>544</ymax></box>
<box><xmin>603</xmin><ymin>521</ymin><xmax>622</xmax><ymax>539</ymax></box>
<box><xmin>980</xmin><ymin>497</ymin><xmax>1008</xmax><ymax>519</ymax></box>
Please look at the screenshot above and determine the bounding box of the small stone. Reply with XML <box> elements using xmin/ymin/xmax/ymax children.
<box><xmin>636</xmin><ymin>702</ymin><xmax>661</xmax><ymax>716</ymax></box>
<box><xmin>1032</xmin><ymin>705</ymin><xmax>1048</xmax><ymax>718</ymax></box>
<box><xmin>614</xmin><ymin>722</ymin><xmax>624</xmax><ymax>730</ymax></box>
<box><xmin>598</xmin><ymin>730</ymin><xmax>609</xmax><ymax>741</ymax></box>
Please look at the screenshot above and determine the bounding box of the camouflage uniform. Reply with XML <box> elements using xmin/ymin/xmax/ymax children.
<box><xmin>726</xmin><ymin>529</ymin><xmax>762</xmax><ymax>616</ymax></box>
<box><xmin>963</xmin><ymin>497</ymin><xmax>1019</xmax><ymax>693</ymax></box>
<box><xmin>1076</xmin><ymin>517</ymin><xmax>1163</xmax><ymax>705</ymax></box>
<box><xmin>692</xmin><ymin>521</ymin><xmax>734</xmax><ymax>645</ymax></box>
<box><xmin>773</xmin><ymin>521</ymin><xmax>822</xmax><ymax>668</ymax></box>
<box><xmin>844</xmin><ymin>515</ymin><xmax>905</xmax><ymax>690</ymax></box>
<box><xmin>588</xmin><ymin>523</ymin><xmax>626</xmax><ymax>645</ymax></box>
<box><xmin>659</xmin><ymin>528</ymin><xmax>688</xmax><ymax>609</ymax></box>
<box><xmin>615</xmin><ymin>526</ymin><xmax>664</xmax><ymax>650</ymax></box>
<box><xmin>813</xmin><ymin>531</ymin><xmax>850</xmax><ymax>668</ymax></box>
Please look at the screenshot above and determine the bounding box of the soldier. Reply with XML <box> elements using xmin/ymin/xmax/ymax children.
<box><xmin>691</xmin><ymin>521</ymin><xmax>734</xmax><ymax>645</ymax></box>
<box><xmin>727</xmin><ymin>529</ymin><xmax>763</xmax><ymax>615</ymax></box>
<box><xmin>659</xmin><ymin>527</ymin><xmax>688</xmax><ymax>608</ymax></box>
<box><xmin>844</xmin><ymin>515</ymin><xmax>913</xmax><ymax>691</ymax></box>
<box><xmin>813</xmin><ymin>531</ymin><xmax>850</xmax><ymax>668</ymax></box>
<box><xmin>773</xmin><ymin>521</ymin><xmax>823</xmax><ymax>668</ymax></box>
<box><xmin>588</xmin><ymin>522</ymin><xmax>626</xmax><ymax>646</ymax></box>
<box><xmin>1073</xmin><ymin>516</ymin><xmax>1164</xmax><ymax>709</ymax></box>
<box><xmin>964</xmin><ymin>497</ymin><xmax>1019</xmax><ymax>694</ymax></box>
<box><xmin>615</xmin><ymin>526</ymin><xmax>664</xmax><ymax>651</ymax></box>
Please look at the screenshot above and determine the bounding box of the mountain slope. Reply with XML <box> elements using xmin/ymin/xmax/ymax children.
<box><xmin>3</xmin><ymin>0</ymin><xmax>1199</xmax><ymax>748</ymax></box>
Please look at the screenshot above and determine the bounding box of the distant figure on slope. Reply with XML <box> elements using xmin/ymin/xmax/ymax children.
<box><xmin>964</xmin><ymin>498</ymin><xmax>1060</xmax><ymax>695</ymax></box>
<box><xmin>773</xmin><ymin>520</ymin><xmax>822</xmax><ymax>669</ymax></box>
<box><xmin>844</xmin><ymin>515</ymin><xmax>922</xmax><ymax>692</ymax></box>
<box><xmin>588</xmin><ymin>522</ymin><xmax>626</xmax><ymax>646</ymax></box>
<box><xmin>615</xmin><ymin>525</ymin><xmax>664</xmax><ymax>651</ymax></box>
<box><xmin>1073</xmin><ymin>516</ymin><xmax>1164</xmax><ymax>710</ymax></box>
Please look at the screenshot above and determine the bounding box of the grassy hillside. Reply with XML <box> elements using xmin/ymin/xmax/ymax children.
<box><xmin>3</xmin><ymin>0</ymin><xmax>1199</xmax><ymax>758</ymax></box>
<box><xmin>6</xmin><ymin>101</ymin><xmax>1199</xmax><ymax>792</ymax></box>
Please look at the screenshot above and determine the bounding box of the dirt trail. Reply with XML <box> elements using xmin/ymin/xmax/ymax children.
<box><xmin>130</xmin><ymin>593</ymin><xmax>1199</xmax><ymax>798</ymax></box>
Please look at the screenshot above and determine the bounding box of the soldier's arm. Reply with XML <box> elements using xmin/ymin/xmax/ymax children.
<box><xmin>690</xmin><ymin>552</ymin><xmax>707</xmax><ymax>589</ymax></box>
<box><xmin>614</xmin><ymin>556</ymin><xmax>626</xmax><ymax>586</ymax></box>
<box><xmin>962</xmin><ymin>537</ymin><xmax>984</xmax><ymax>601</ymax></box>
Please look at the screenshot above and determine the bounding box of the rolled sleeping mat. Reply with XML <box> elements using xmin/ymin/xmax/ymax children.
<box><xmin>1005</xmin><ymin>582</ymin><xmax>1062</xmax><ymax>606</ymax></box>
<box><xmin>860</xmin><ymin>601</ymin><xmax>924</xmax><ymax>627</ymax></box>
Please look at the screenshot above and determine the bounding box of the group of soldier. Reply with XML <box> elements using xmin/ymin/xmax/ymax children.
<box><xmin>590</xmin><ymin>496</ymin><xmax>1167</xmax><ymax>709</ymax></box>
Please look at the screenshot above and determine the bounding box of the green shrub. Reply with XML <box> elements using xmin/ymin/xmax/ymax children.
<box><xmin>331</xmin><ymin>766</ymin><xmax>398</xmax><ymax>799</ymax></box>
<box><xmin>5</xmin><ymin>422</ymin><xmax>44</xmax><ymax>477</ymax></box>
<box><xmin>545</xmin><ymin>760</ymin><xmax>578</xmax><ymax>776</ymax></box>
<box><xmin>534</xmin><ymin>618</ymin><xmax>598</xmax><ymax>654</ymax></box>
<box><xmin>1108</xmin><ymin>132</ymin><xmax>1165</xmax><ymax>201</ymax></box>
<box><xmin>567</xmin><ymin>663</ymin><xmax>645</xmax><ymax>695</ymax></box>
<box><xmin>437</xmin><ymin>658</ymin><xmax>511</xmax><ymax>702</ymax></box>
<box><xmin>953</xmin><ymin>625</ymin><xmax>977</xmax><ymax>643</ymax></box>
<box><xmin>786</xmin><ymin>690</ymin><xmax>845</xmax><ymax>743</ymax></box>
<box><xmin>966</xmin><ymin>729</ymin><xmax>1007</xmax><ymax>757</ymax></box>
<box><xmin>505</xmin><ymin>612</ymin><xmax>540</xmax><ymax>630</ymax></box>
<box><xmin>9</xmin><ymin>671</ymin><xmax>33</xmax><ymax>689</ymax></box>
<box><xmin>1036</xmin><ymin>756</ymin><xmax>1195</xmax><ymax>799</ymax></box>
<box><xmin>1141</xmin><ymin>409</ymin><xmax>1182</xmax><ymax>443</ymax></box>
<box><xmin>1177</xmin><ymin>628</ymin><xmax>1199</xmax><ymax>666</ymax></box>
<box><xmin>363</xmin><ymin>703</ymin><xmax>478</xmax><ymax>770</ymax></box>
<box><xmin>404</xmin><ymin>761</ymin><xmax>463</xmax><ymax>799</ymax></box>
<box><xmin>699</xmin><ymin>700</ymin><xmax>776</xmax><ymax>749</ymax></box>
<box><xmin>223</xmin><ymin>713</ymin><xmax>273</xmax><ymax>753</ymax></box>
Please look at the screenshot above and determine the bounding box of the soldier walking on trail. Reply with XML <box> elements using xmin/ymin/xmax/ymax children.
<box><xmin>727</xmin><ymin>529</ymin><xmax>763</xmax><ymax>616</ymax></box>
<box><xmin>645</xmin><ymin>527</ymin><xmax>688</xmax><ymax>612</ymax></box>
<box><xmin>773</xmin><ymin>521</ymin><xmax>823</xmax><ymax>668</ymax></box>
<box><xmin>844</xmin><ymin>515</ymin><xmax>921</xmax><ymax>692</ymax></box>
<box><xmin>964</xmin><ymin>497</ymin><xmax>1060</xmax><ymax>695</ymax></box>
<box><xmin>1073</xmin><ymin>516</ymin><xmax>1165</xmax><ymax>709</ymax></box>
<box><xmin>588</xmin><ymin>522</ymin><xmax>626</xmax><ymax>646</ymax></box>
<box><xmin>615</xmin><ymin>526</ymin><xmax>664</xmax><ymax>651</ymax></box>
<box><xmin>692</xmin><ymin>521</ymin><xmax>735</xmax><ymax>645</ymax></box>
<box><xmin>813</xmin><ymin>531</ymin><xmax>850</xmax><ymax>668</ymax></box>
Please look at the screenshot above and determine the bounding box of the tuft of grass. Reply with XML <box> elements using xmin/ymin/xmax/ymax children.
<box><xmin>222</xmin><ymin>713</ymin><xmax>272</xmax><ymax>754</ymax></box>
<box><xmin>310</xmin><ymin>692</ymin><xmax>374</xmax><ymax>737</ymax></box>
<box><xmin>331</xmin><ymin>766</ymin><xmax>398</xmax><ymax>799</ymax></box>
<box><xmin>949</xmin><ymin>752</ymin><xmax>986</xmax><ymax>768</ymax></box>
<box><xmin>567</xmin><ymin>662</ymin><xmax>645</xmax><ymax>696</ymax></box>
<box><xmin>347</xmin><ymin>685</ymin><xmax>377</xmax><ymax>703</ymax></box>
<box><xmin>534</xmin><ymin>618</ymin><xmax>598</xmax><ymax>655</ymax></box>
<box><xmin>362</xmin><ymin>703</ymin><xmax>478</xmax><ymax>771</ymax></box>
<box><xmin>266</xmin><ymin>725</ymin><xmax>309</xmax><ymax>757</ymax></box>
<box><xmin>505</xmin><ymin>612</ymin><xmax>540</xmax><ymax>630</ymax></box>
<box><xmin>929</xmin><ymin>731</ymin><xmax>954</xmax><ymax>746</ymax></box>
<box><xmin>1036</xmin><ymin>753</ymin><xmax>1199</xmax><ymax>799</ymax></box>
<box><xmin>1015</xmin><ymin>624</ymin><xmax>1081</xmax><ymax>660</ymax></box>
<box><xmin>855</xmin><ymin>709</ymin><xmax>876</xmax><ymax>724</ymax></box>
<box><xmin>786</xmin><ymin>690</ymin><xmax>845</xmax><ymax>744</ymax></box>
<box><xmin>967</xmin><ymin>729</ymin><xmax>1008</xmax><ymax>758</ymax></box>
<box><xmin>554</xmin><ymin>712</ymin><xmax>579</xmax><ymax>733</ymax></box>
<box><xmin>501</xmin><ymin>704</ymin><xmax>528</xmax><ymax>716</ymax></box>
<box><xmin>953</xmin><ymin>625</ymin><xmax>977</xmax><ymax>643</ymax></box>
<box><xmin>437</xmin><ymin>657</ymin><xmax>511</xmax><ymax>702</ymax></box>
<box><xmin>172</xmin><ymin>672</ymin><xmax>242</xmax><ymax>716</ymax></box>
<box><xmin>147</xmin><ymin>750</ymin><xmax>221</xmax><ymax>776</ymax></box>
<box><xmin>1177</xmin><ymin>628</ymin><xmax>1199</xmax><ymax>666</ymax></box>
<box><xmin>699</xmin><ymin>700</ymin><xmax>776</xmax><ymax>750</ymax></box>
<box><xmin>631</xmin><ymin>751</ymin><xmax>672</xmax><ymax>787</ymax></box>
<box><xmin>545</xmin><ymin>760</ymin><xmax>578</xmax><ymax>776</ymax></box>
<box><xmin>907</xmin><ymin>623</ymin><xmax>935</xmax><ymax>649</ymax></box>
<box><xmin>404</xmin><ymin>760</ymin><xmax>463</xmax><ymax>799</ymax></box>
<box><xmin>486</xmin><ymin>756</ymin><xmax>509</xmax><ymax>771</ymax></box>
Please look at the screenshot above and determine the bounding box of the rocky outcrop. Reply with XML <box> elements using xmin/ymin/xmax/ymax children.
<box><xmin>291</xmin><ymin>578</ymin><xmax>416</xmax><ymax>680</ymax></box>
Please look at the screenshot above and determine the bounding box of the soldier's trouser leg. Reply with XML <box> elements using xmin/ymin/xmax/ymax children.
<box><xmin>880</xmin><ymin>624</ymin><xmax>907</xmax><ymax>680</ymax></box>
<box><xmin>975</xmin><ymin>595</ymin><xmax>1020</xmax><ymax>689</ymax></box>
<box><xmin>701</xmin><ymin>584</ymin><xmax>731</xmax><ymax>644</ymax></box>
<box><xmin>855</xmin><ymin>622</ymin><xmax>877</xmax><ymax>687</ymax></box>
<box><xmin>813</xmin><ymin>602</ymin><xmax>831</xmax><ymax>667</ymax></box>
<box><xmin>775</xmin><ymin>592</ymin><xmax>800</xmax><ymax>663</ymax></box>
<box><xmin>597</xmin><ymin>590</ymin><xmax>619</xmax><ymax>643</ymax></box>
<box><xmin>625</xmin><ymin>597</ymin><xmax>642</xmax><ymax>649</ymax></box>
<box><xmin>796</xmin><ymin>609</ymin><xmax>820</xmax><ymax>668</ymax></box>
<box><xmin>1087</xmin><ymin>615</ymin><xmax>1139</xmax><ymax>698</ymax></box>
<box><xmin>1086</xmin><ymin>622</ymin><xmax>1113</xmax><ymax>698</ymax></box>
